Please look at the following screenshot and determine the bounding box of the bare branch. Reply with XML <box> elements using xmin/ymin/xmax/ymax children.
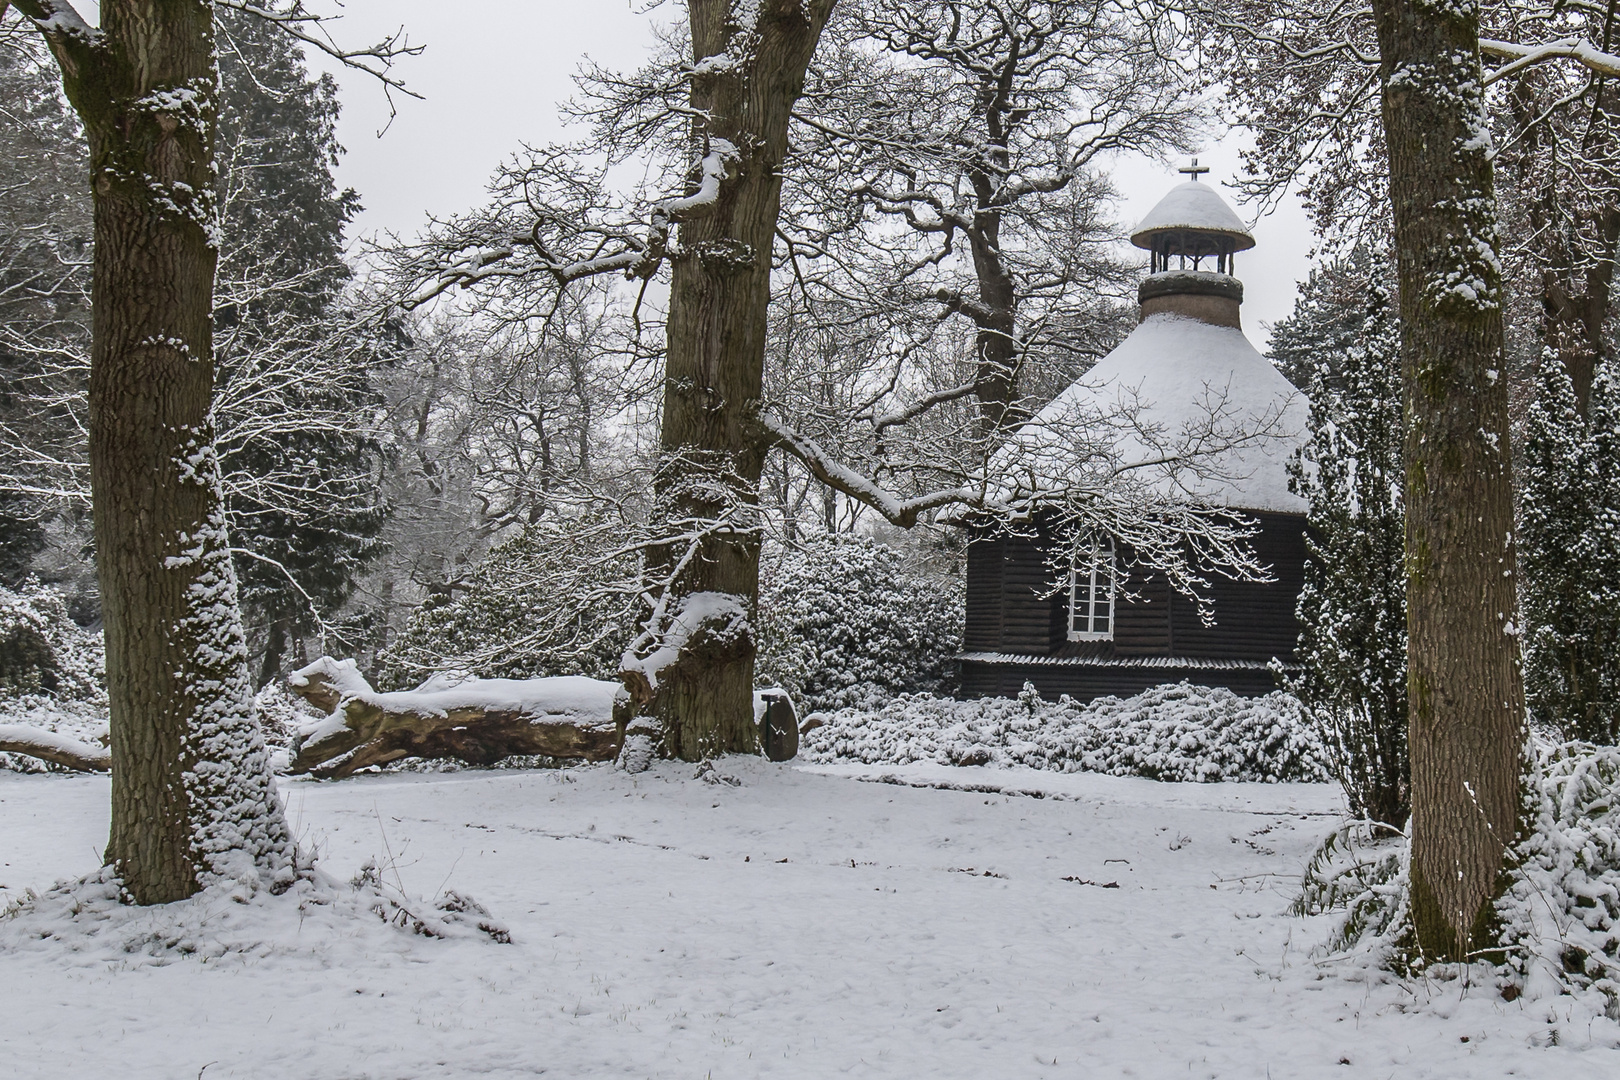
<box><xmin>216</xmin><ymin>0</ymin><xmax>422</xmax><ymax>129</ymax></box>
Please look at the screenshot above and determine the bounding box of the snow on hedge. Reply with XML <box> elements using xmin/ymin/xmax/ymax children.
<box><xmin>801</xmin><ymin>681</ymin><xmax>1332</xmax><ymax>784</ymax></box>
<box><xmin>755</xmin><ymin>534</ymin><xmax>961</xmax><ymax>712</ymax></box>
<box><xmin>1502</xmin><ymin>740</ymin><xmax>1620</xmax><ymax>1012</ymax></box>
<box><xmin>0</xmin><ymin>581</ymin><xmax>108</xmax><ymax>773</ymax></box>
<box><xmin>1298</xmin><ymin>739</ymin><xmax>1620</xmax><ymax>1017</ymax></box>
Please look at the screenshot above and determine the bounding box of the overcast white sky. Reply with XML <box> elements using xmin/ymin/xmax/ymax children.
<box><xmin>293</xmin><ymin>0</ymin><xmax>1315</xmax><ymax>350</ymax></box>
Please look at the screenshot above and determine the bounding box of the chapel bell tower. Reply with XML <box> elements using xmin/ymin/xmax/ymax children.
<box><xmin>1127</xmin><ymin>160</ymin><xmax>1255</xmax><ymax>330</ymax></box>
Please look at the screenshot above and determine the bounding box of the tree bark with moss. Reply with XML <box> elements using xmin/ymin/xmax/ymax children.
<box><xmin>1369</xmin><ymin>0</ymin><xmax>1526</xmax><ymax>961</ymax></box>
<box><xmin>13</xmin><ymin>0</ymin><xmax>291</xmax><ymax>904</ymax></box>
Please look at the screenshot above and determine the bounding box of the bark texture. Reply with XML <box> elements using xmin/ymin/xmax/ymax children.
<box><xmin>22</xmin><ymin>0</ymin><xmax>291</xmax><ymax>903</ymax></box>
<box><xmin>1370</xmin><ymin>0</ymin><xmax>1527</xmax><ymax>960</ymax></box>
<box><xmin>286</xmin><ymin>663</ymin><xmax>628</xmax><ymax>779</ymax></box>
<box><xmin>627</xmin><ymin>0</ymin><xmax>836</xmax><ymax>761</ymax></box>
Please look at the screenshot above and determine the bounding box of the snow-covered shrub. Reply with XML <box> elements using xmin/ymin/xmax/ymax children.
<box><xmin>801</xmin><ymin>681</ymin><xmax>1332</xmax><ymax>783</ymax></box>
<box><xmin>1299</xmin><ymin>739</ymin><xmax>1620</xmax><ymax>1018</ymax></box>
<box><xmin>250</xmin><ymin>679</ymin><xmax>323</xmax><ymax>767</ymax></box>
<box><xmin>0</xmin><ymin>580</ymin><xmax>107</xmax><ymax>772</ymax></box>
<box><xmin>0</xmin><ymin>579</ymin><xmax>101</xmax><ymax>699</ymax></box>
<box><xmin>1500</xmin><ymin>741</ymin><xmax>1620</xmax><ymax>1014</ymax></box>
<box><xmin>1293</xmin><ymin>820</ymin><xmax>1408</xmax><ymax>953</ymax></box>
<box><xmin>755</xmin><ymin>534</ymin><xmax>961</xmax><ymax>711</ymax></box>
<box><xmin>376</xmin><ymin>513</ymin><xmax>640</xmax><ymax>688</ymax></box>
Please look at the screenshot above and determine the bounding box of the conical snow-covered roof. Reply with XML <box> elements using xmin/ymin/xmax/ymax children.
<box><xmin>1130</xmin><ymin>182</ymin><xmax>1255</xmax><ymax>253</ymax></box>
<box><xmin>994</xmin><ymin>314</ymin><xmax>1307</xmax><ymax>514</ymax></box>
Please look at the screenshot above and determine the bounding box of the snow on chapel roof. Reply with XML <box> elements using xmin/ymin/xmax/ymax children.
<box><xmin>994</xmin><ymin>314</ymin><xmax>1307</xmax><ymax>514</ymax></box>
<box><xmin>1129</xmin><ymin>182</ymin><xmax>1255</xmax><ymax>252</ymax></box>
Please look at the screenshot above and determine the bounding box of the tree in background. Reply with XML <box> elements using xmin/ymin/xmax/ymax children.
<box><xmin>1519</xmin><ymin>357</ymin><xmax>1620</xmax><ymax>744</ymax></box>
<box><xmin>781</xmin><ymin>0</ymin><xmax>1196</xmax><ymax>440</ymax></box>
<box><xmin>1277</xmin><ymin>251</ymin><xmax>1409</xmax><ymax>827</ymax></box>
<box><xmin>0</xmin><ymin>10</ymin><xmax>392</xmax><ymax>674</ymax></box>
<box><xmin>212</xmin><ymin>9</ymin><xmax>387</xmax><ymax>684</ymax></box>
<box><xmin>375</xmin><ymin>507</ymin><xmax>643</xmax><ymax>690</ymax></box>
<box><xmin>0</xmin><ymin>26</ymin><xmax>89</xmax><ymax>587</ymax></box>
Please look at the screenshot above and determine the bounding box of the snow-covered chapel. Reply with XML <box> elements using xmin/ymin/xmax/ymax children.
<box><xmin>959</xmin><ymin>168</ymin><xmax>1310</xmax><ymax>702</ymax></box>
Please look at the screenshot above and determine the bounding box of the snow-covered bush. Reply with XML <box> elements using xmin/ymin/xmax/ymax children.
<box><xmin>1500</xmin><ymin>741</ymin><xmax>1620</xmax><ymax>1013</ymax></box>
<box><xmin>801</xmin><ymin>681</ymin><xmax>1332</xmax><ymax>783</ymax></box>
<box><xmin>1298</xmin><ymin>739</ymin><xmax>1620</xmax><ymax>1018</ymax></box>
<box><xmin>755</xmin><ymin>534</ymin><xmax>961</xmax><ymax>711</ymax></box>
<box><xmin>249</xmin><ymin>678</ymin><xmax>324</xmax><ymax>768</ymax></box>
<box><xmin>375</xmin><ymin>513</ymin><xmax>640</xmax><ymax>688</ymax></box>
<box><xmin>0</xmin><ymin>580</ymin><xmax>107</xmax><ymax>772</ymax></box>
<box><xmin>0</xmin><ymin>579</ymin><xmax>101</xmax><ymax>699</ymax></box>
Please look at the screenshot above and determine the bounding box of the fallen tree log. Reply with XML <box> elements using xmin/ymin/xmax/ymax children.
<box><xmin>286</xmin><ymin>658</ymin><xmax>629</xmax><ymax>779</ymax></box>
<box><xmin>0</xmin><ymin>724</ymin><xmax>110</xmax><ymax>772</ymax></box>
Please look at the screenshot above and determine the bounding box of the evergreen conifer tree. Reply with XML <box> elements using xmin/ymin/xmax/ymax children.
<box><xmin>1519</xmin><ymin>357</ymin><xmax>1620</xmax><ymax>743</ymax></box>
<box><xmin>213</xmin><ymin>10</ymin><xmax>386</xmax><ymax>684</ymax></box>
<box><xmin>1279</xmin><ymin>251</ymin><xmax>1410</xmax><ymax>826</ymax></box>
<box><xmin>1</xmin><ymin>13</ymin><xmax>385</xmax><ymax>660</ymax></box>
<box><xmin>0</xmin><ymin>31</ymin><xmax>88</xmax><ymax>587</ymax></box>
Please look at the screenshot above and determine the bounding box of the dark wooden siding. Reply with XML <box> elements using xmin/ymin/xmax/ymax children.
<box><xmin>1000</xmin><ymin>532</ymin><xmax>1056</xmax><ymax>652</ymax></box>
<box><xmin>1166</xmin><ymin>511</ymin><xmax>1306</xmax><ymax>663</ymax></box>
<box><xmin>959</xmin><ymin>510</ymin><xmax>1308</xmax><ymax>702</ymax></box>
<box><xmin>963</xmin><ymin>536</ymin><xmax>1004</xmax><ymax>651</ymax></box>
<box><xmin>964</xmin><ymin>530</ymin><xmax>1058</xmax><ymax>654</ymax></box>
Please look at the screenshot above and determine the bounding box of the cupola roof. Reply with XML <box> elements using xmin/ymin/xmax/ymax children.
<box><xmin>1129</xmin><ymin>181</ymin><xmax>1255</xmax><ymax>256</ymax></box>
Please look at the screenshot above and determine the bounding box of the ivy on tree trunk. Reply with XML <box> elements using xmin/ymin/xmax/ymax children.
<box><xmin>17</xmin><ymin>0</ymin><xmax>292</xmax><ymax>904</ymax></box>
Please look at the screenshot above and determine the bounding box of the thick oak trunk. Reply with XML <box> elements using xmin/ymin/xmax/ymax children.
<box><xmin>626</xmin><ymin>0</ymin><xmax>835</xmax><ymax>761</ymax></box>
<box><xmin>1370</xmin><ymin>0</ymin><xmax>1527</xmax><ymax>960</ymax></box>
<box><xmin>25</xmin><ymin>0</ymin><xmax>292</xmax><ymax>903</ymax></box>
<box><xmin>965</xmin><ymin>212</ymin><xmax>1022</xmax><ymax>439</ymax></box>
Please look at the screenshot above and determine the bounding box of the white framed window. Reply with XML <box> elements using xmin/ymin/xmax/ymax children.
<box><xmin>1068</xmin><ymin>536</ymin><xmax>1116</xmax><ymax>642</ymax></box>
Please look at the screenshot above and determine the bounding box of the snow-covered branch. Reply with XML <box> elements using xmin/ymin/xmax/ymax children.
<box><xmin>395</xmin><ymin>137</ymin><xmax>741</xmax><ymax>311</ymax></box>
<box><xmin>7</xmin><ymin>0</ymin><xmax>102</xmax><ymax>48</ymax></box>
<box><xmin>1480</xmin><ymin>36</ymin><xmax>1620</xmax><ymax>85</ymax></box>
<box><xmin>761</xmin><ymin>412</ymin><xmax>995</xmax><ymax>528</ymax></box>
<box><xmin>0</xmin><ymin>723</ymin><xmax>108</xmax><ymax>771</ymax></box>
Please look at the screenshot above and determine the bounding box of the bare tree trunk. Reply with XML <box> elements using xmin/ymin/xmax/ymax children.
<box><xmin>21</xmin><ymin>0</ymin><xmax>292</xmax><ymax>904</ymax></box>
<box><xmin>625</xmin><ymin>0</ymin><xmax>836</xmax><ymax>761</ymax></box>
<box><xmin>1541</xmin><ymin>203</ymin><xmax>1620</xmax><ymax>416</ymax></box>
<box><xmin>960</xmin><ymin>211</ymin><xmax>1022</xmax><ymax>438</ymax></box>
<box><xmin>1370</xmin><ymin>0</ymin><xmax>1527</xmax><ymax>961</ymax></box>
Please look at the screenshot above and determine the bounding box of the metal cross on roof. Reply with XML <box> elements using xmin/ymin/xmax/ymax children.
<box><xmin>1179</xmin><ymin>157</ymin><xmax>1210</xmax><ymax>181</ymax></box>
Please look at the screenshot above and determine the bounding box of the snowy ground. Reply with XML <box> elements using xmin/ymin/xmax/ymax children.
<box><xmin>1</xmin><ymin>760</ymin><xmax>1615</xmax><ymax>1078</ymax></box>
